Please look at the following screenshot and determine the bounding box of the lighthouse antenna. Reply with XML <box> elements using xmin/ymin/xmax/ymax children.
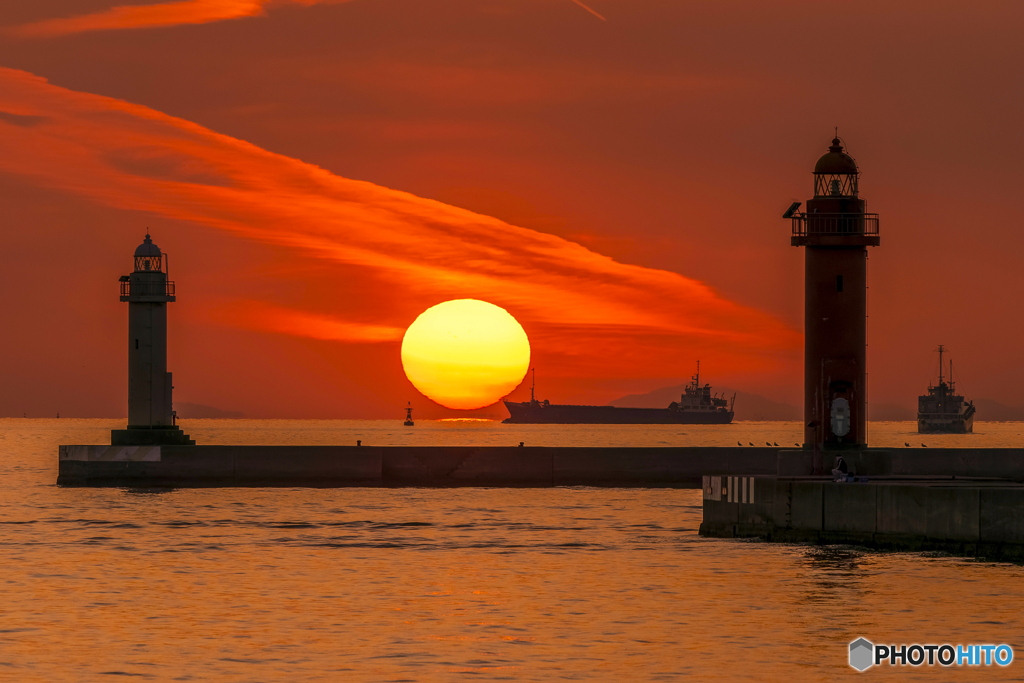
<box><xmin>531</xmin><ymin>368</ymin><xmax>535</xmax><ymax>403</ymax></box>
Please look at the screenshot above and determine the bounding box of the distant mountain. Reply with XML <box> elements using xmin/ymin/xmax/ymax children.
<box><xmin>609</xmin><ymin>384</ymin><xmax>800</xmax><ymax>421</ymax></box>
<box><xmin>869</xmin><ymin>398</ymin><xmax>1024</xmax><ymax>422</ymax></box>
<box><xmin>972</xmin><ymin>398</ymin><xmax>1024</xmax><ymax>422</ymax></box>
<box><xmin>869</xmin><ymin>403</ymin><xmax>915</xmax><ymax>421</ymax></box>
<box><xmin>175</xmin><ymin>402</ymin><xmax>244</xmax><ymax>419</ymax></box>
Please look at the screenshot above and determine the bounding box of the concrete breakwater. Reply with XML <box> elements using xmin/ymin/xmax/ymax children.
<box><xmin>57</xmin><ymin>443</ymin><xmax>1024</xmax><ymax>560</ymax></box>
<box><xmin>699</xmin><ymin>449</ymin><xmax>1024</xmax><ymax>561</ymax></box>
<box><xmin>57</xmin><ymin>445</ymin><xmax>1024</xmax><ymax>489</ymax></box>
<box><xmin>699</xmin><ymin>476</ymin><xmax>1024</xmax><ymax>561</ymax></box>
<box><xmin>57</xmin><ymin>444</ymin><xmax>783</xmax><ymax>488</ymax></box>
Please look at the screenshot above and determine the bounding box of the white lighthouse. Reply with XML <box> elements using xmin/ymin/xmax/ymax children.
<box><xmin>111</xmin><ymin>233</ymin><xmax>193</xmax><ymax>446</ymax></box>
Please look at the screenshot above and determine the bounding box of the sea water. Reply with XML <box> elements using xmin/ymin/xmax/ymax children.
<box><xmin>1</xmin><ymin>419</ymin><xmax>1022</xmax><ymax>681</ymax></box>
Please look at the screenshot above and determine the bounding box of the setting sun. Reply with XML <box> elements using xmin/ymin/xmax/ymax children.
<box><xmin>401</xmin><ymin>299</ymin><xmax>531</xmax><ymax>410</ymax></box>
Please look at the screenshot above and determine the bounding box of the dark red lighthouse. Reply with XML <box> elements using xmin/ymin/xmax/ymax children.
<box><xmin>785</xmin><ymin>137</ymin><xmax>880</xmax><ymax>450</ymax></box>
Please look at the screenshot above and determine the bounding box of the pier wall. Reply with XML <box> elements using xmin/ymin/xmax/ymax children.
<box><xmin>855</xmin><ymin>448</ymin><xmax>1024</xmax><ymax>480</ymax></box>
<box><xmin>57</xmin><ymin>445</ymin><xmax>781</xmax><ymax>487</ymax></box>
<box><xmin>778</xmin><ymin>448</ymin><xmax>1024</xmax><ymax>481</ymax></box>
<box><xmin>699</xmin><ymin>475</ymin><xmax>1024</xmax><ymax>561</ymax></box>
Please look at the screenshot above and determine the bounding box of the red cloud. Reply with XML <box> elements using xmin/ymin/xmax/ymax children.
<box><xmin>10</xmin><ymin>0</ymin><xmax>610</xmax><ymax>38</ymax></box>
<box><xmin>10</xmin><ymin>0</ymin><xmax>342</xmax><ymax>37</ymax></box>
<box><xmin>204</xmin><ymin>299</ymin><xmax>406</xmax><ymax>343</ymax></box>
<box><xmin>0</xmin><ymin>67</ymin><xmax>800</xmax><ymax>383</ymax></box>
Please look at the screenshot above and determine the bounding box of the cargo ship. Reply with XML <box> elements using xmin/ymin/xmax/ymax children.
<box><xmin>502</xmin><ymin>364</ymin><xmax>735</xmax><ymax>424</ymax></box>
<box><xmin>918</xmin><ymin>345</ymin><xmax>975</xmax><ymax>433</ymax></box>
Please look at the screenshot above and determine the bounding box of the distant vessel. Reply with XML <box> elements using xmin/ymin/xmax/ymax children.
<box><xmin>918</xmin><ymin>345</ymin><xmax>975</xmax><ymax>433</ymax></box>
<box><xmin>404</xmin><ymin>402</ymin><xmax>414</xmax><ymax>427</ymax></box>
<box><xmin>502</xmin><ymin>364</ymin><xmax>735</xmax><ymax>425</ymax></box>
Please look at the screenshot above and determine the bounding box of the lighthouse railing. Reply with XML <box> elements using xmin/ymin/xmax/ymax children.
<box><xmin>120</xmin><ymin>280</ymin><xmax>175</xmax><ymax>299</ymax></box>
<box><xmin>791</xmin><ymin>213</ymin><xmax>879</xmax><ymax>237</ymax></box>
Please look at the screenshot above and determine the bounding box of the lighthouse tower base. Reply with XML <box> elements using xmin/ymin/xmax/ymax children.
<box><xmin>112</xmin><ymin>426</ymin><xmax>195</xmax><ymax>446</ymax></box>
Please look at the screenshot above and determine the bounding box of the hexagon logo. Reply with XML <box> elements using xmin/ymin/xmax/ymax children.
<box><xmin>849</xmin><ymin>638</ymin><xmax>874</xmax><ymax>671</ymax></box>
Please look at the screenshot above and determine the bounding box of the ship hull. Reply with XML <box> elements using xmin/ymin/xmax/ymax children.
<box><xmin>918</xmin><ymin>413</ymin><xmax>975</xmax><ymax>434</ymax></box>
<box><xmin>918</xmin><ymin>404</ymin><xmax>975</xmax><ymax>434</ymax></box>
<box><xmin>502</xmin><ymin>401</ymin><xmax>734</xmax><ymax>425</ymax></box>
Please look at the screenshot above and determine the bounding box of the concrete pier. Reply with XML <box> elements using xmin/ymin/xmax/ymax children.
<box><xmin>58</xmin><ymin>440</ymin><xmax>1024</xmax><ymax>561</ymax></box>
<box><xmin>699</xmin><ymin>449</ymin><xmax>1024</xmax><ymax>561</ymax></box>
<box><xmin>57</xmin><ymin>445</ymin><xmax>782</xmax><ymax>488</ymax></box>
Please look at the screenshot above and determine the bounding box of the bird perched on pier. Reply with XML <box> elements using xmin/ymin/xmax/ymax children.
<box><xmin>774</xmin><ymin>442</ymin><xmax>779</xmax><ymax>446</ymax></box>
<box><xmin>737</xmin><ymin>441</ymin><xmax>742</xmax><ymax>446</ymax></box>
<box><xmin>749</xmin><ymin>442</ymin><xmax>754</xmax><ymax>446</ymax></box>
<box><xmin>905</xmin><ymin>442</ymin><xmax>910</xmax><ymax>447</ymax></box>
<box><xmin>922</xmin><ymin>443</ymin><xmax>928</xmax><ymax>447</ymax></box>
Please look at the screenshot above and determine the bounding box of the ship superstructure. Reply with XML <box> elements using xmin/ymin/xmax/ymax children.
<box><xmin>502</xmin><ymin>364</ymin><xmax>735</xmax><ymax>425</ymax></box>
<box><xmin>918</xmin><ymin>345</ymin><xmax>975</xmax><ymax>433</ymax></box>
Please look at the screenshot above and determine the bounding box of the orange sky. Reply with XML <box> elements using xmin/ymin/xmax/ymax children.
<box><xmin>1</xmin><ymin>0</ymin><xmax>1023</xmax><ymax>418</ymax></box>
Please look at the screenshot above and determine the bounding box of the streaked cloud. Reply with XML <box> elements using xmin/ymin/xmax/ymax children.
<box><xmin>0</xmin><ymin>67</ymin><xmax>800</xmax><ymax>382</ymax></box>
<box><xmin>570</xmin><ymin>0</ymin><xmax>607</xmax><ymax>21</ymax></box>
<box><xmin>9</xmin><ymin>0</ymin><xmax>609</xmax><ymax>38</ymax></box>
<box><xmin>211</xmin><ymin>300</ymin><xmax>406</xmax><ymax>342</ymax></box>
<box><xmin>10</xmin><ymin>0</ymin><xmax>337</xmax><ymax>37</ymax></box>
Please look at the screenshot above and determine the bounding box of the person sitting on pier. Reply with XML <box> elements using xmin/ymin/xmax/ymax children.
<box><xmin>831</xmin><ymin>456</ymin><xmax>850</xmax><ymax>482</ymax></box>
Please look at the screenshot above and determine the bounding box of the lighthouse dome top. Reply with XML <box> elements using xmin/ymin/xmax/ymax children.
<box><xmin>134</xmin><ymin>233</ymin><xmax>162</xmax><ymax>258</ymax></box>
<box><xmin>133</xmin><ymin>233</ymin><xmax>165</xmax><ymax>273</ymax></box>
<box><xmin>814</xmin><ymin>138</ymin><xmax>859</xmax><ymax>175</ymax></box>
<box><xmin>812</xmin><ymin>137</ymin><xmax>860</xmax><ymax>197</ymax></box>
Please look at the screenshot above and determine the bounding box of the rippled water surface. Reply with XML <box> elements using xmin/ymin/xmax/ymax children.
<box><xmin>1</xmin><ymin>419</ymin><xmax>1022</xmax><ymax>681</ymax></box>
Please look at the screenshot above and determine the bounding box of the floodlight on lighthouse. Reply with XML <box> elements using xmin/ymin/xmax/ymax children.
<box><xmin>782</xmin><ymin>202</ymin><xmax>801</xmax><ymax>219</ymax></box>
<box><xmin>831</xmin><ymin>397</ymin><xmax>851</xmax><ymax>437</ymax></box>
